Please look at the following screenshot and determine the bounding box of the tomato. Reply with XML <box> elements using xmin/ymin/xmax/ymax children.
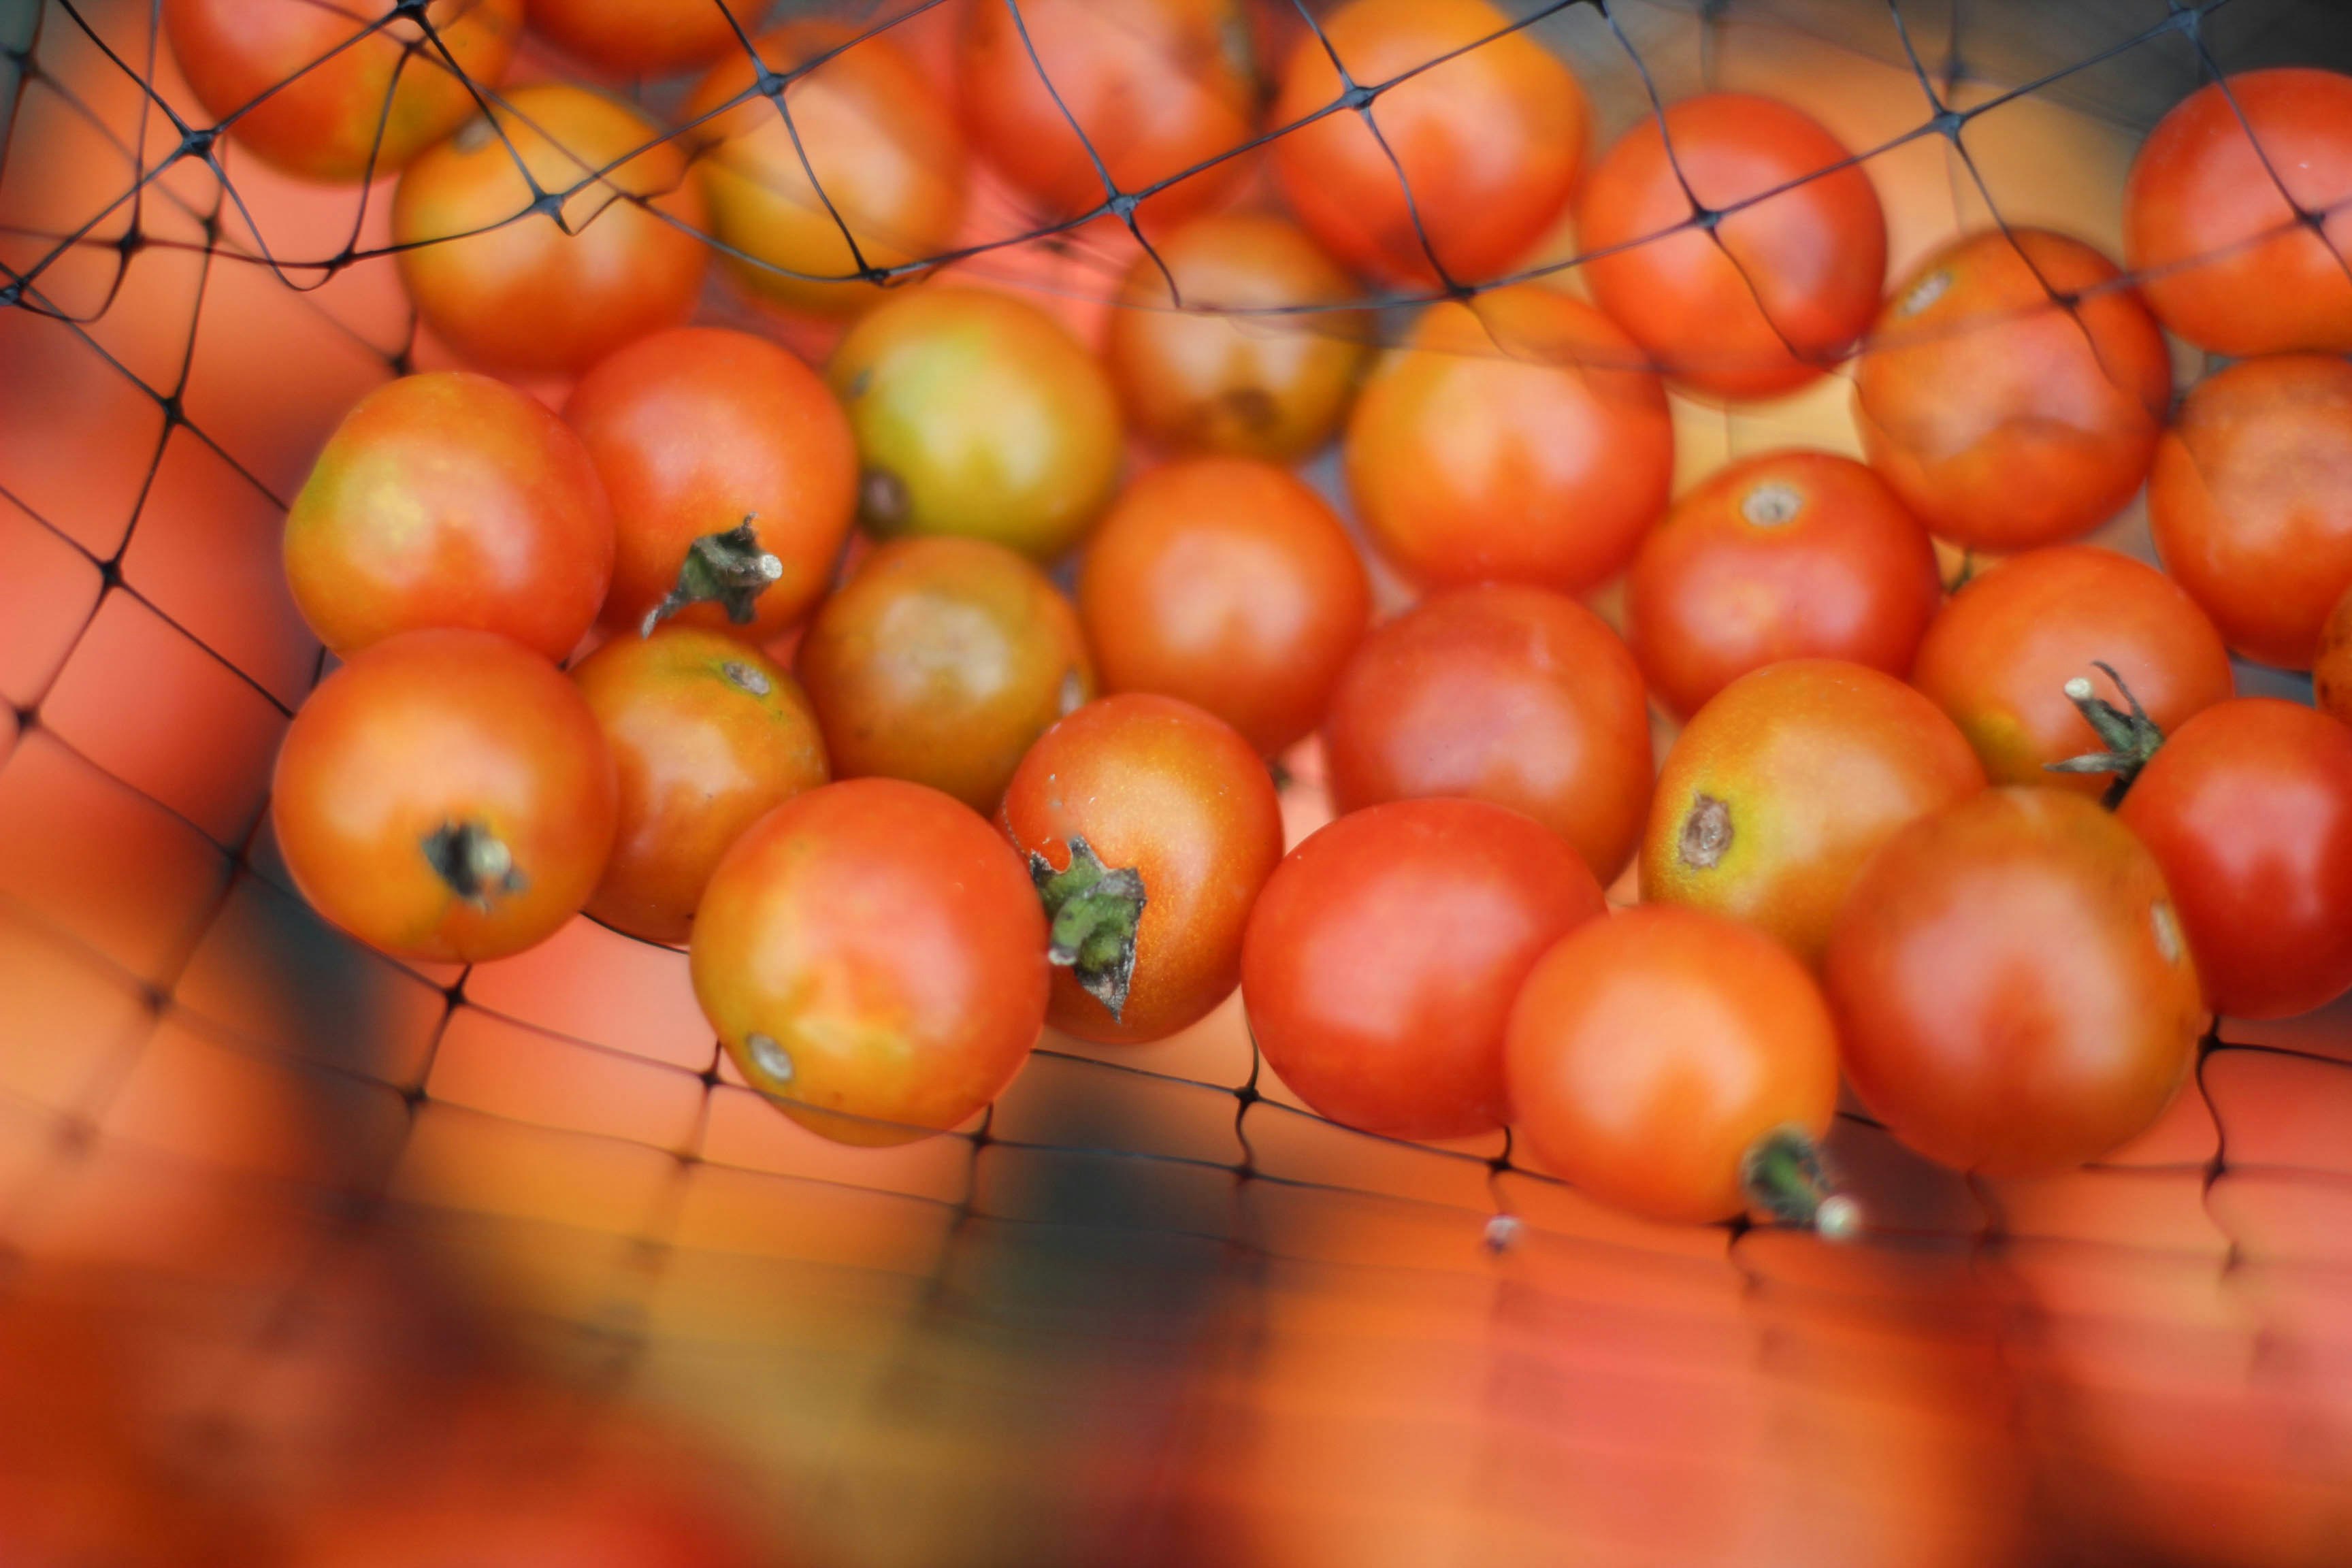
<box><xmin>1076</xmin><ymin>456</ymin><xmax>1369</xmax><ymax>758</ymax></box>
<box><xmin>2115</xmin><ymin>699</ymin><xmax>2352</xmax><ymax>1021</ymax></box>
<box><xmin>1642</xmin><ymin>659</ymin><xmax>1984</xmax><ymax>964</ymax></box>
<box><xmin>691</xmin><ymin>777</ymin><xmax>1048</xmax><ymax>1145</ymax></box>
<box><xmin>796</xmin><ymin>536</ymin><xmax>1094</xmax><ymax>813</ymax></box>
<box><xmin>687</xmin><ymin>23</ymin><xmax>966</xmax><ymax>317</ymax></box>
<box><xmin>272</xmin><ymin>629</ymin><xmax>619</xmax><ymax>964</ymax></box>
<box><xmin>1269</xmin><ymin>0</ymin><xmax>1586</xmax><ymax>288</ymax></box>
<box><xmin>1106</xmin><ymin>212</ymin><xmax>1371</xmax><ymax>462</ymax></box>
<box><xmin>392</xmin><ymin>84</ymin><xmax>707</xmax><ymax>378</ymax></box>
<box><xmin>1626</xmin><ymin>450</ymin><xmax>1941</xmax><ymax>721</ymax></box>
<box><xmin>1505</xmin><ymin>905</ymin><xmax>1849</xmax><ymax>1231</ymax></box>
<box><xmin>1321</xmin><ymin>584</ymin><xmax>1654</xmax><ymax>886</ymax></box>
<box><xmin>1000</xmin><ymin>694</ymin><xmax>1283</xmax><ymax>1045</ymax></box>
<box><xmin>2321</xmin><ymin>585</ymin><xmax>2352</xmax><ymax>728</ymax></box>
<box><xmin>1853</xmin><ymin>228</ymin><xmax>2171</xmax><ymax>551</ymax></box>
<box><xmin>1344</xmin><ymin>284</ymin><xmax>1673</xmax><ymax>593</ymax></box>
<box><xmin>284</xmin><ymin>371</ymin><xmax>614</xmax><ymax>662</ymax></box>
<box><xmin>1823</xmin><ymin>787</ymin><xmax>2204</xmax><ymax>1175</ymax></box>
<box><xmin>564</xmin><ymin>327</ymin><xmax>856</xmax><ymax>644</ymax></box>
<box><xmin>161</xmin><ymin>0</ymin><xmax>521</xmax><ymax>184</ymax></box>
<box><xmin>828</xmin><ymin>287</ymin><xmax>1124</xmax><ymax>561</ymax></box>
<box><xmin>2148</xmin><ymin>354</ymin><xmax>2352</xmax><ymax>671</ymax></box>
<box><xmin>2124</xmin><ymin>68</ymin><xmax>2352</xmax><ymax>357</ymax></box>
<box><xmin>1576</xmin><ymin>93</ymin><xmax>1886</xmax><ymax>399</ymax></box>
<box><xmin>526</xmin><ymin>0</ymin><xmax>744</xmax><ymax>78</ymax></box>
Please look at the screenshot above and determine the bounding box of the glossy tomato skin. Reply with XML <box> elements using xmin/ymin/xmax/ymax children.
<box><xmin>1911</xmin><ymin>544</ymin><xmax>2234</xmax><ymax>794</ymax></box>
<box><xmin>1854</xmin><ymin>229</ymin><xmax>2171</xmax><ymax>551</ymax></box>
<box><xmin>1322</xmin><ymin>584</ymin><xmax>1654</xmax><ymax>886</ymax></box>
<box><xmin>526</xmin><ymin>0</ymin><xmax>745</xmax><ymax>77</ymax></box>
<box><xmin>1077</xmin><ymin>457</ymin><xmax>1370</xmax><ymax>758</ymax></box>
<box><xmin>566</xmin><ymin>327</ymin><xmax>858</xmax><ymax>644</ymax></box>
<box><xmin>1578</xmin><ymin>93</ymin><xmax>1886</xmax><ymax>399</ymax></box>
<box><xmin>2117</xmin><ymin>700</ymin><xmax>2352</xmax><ymax>1021</ymax></box>
<box><xmin>273</xmin><ymin>629</ymin><xmax>619</xmax><ymax>964</ymax></box>
<box><xmin>284</xmin><ymin>371</ymin><xmax>615</xmax><ymax>662</ymax></box>
<box><xmin>1642</xmin><ymin>658</ymin><xmax>1985</xmax><ymax>964</ymax></box>
<box><xmin>691</xmin><ymin>778</ymin><xmax>1049</xmax><ymax>1145</ymax></box>
<box><xmin>2148</xmin><ymin>354</ymin><xmax>2352</xmax><ymax>670</ymax></box>
<box><xmin>1627</xmin><ymin>451</ymin><xmax>1941</xmax><ymax>720</ymax></box>
<box><xmin>1824</xmin><ymin>787</ymin><xmax>2204</xmax><ymax>1175</ymax></box>
<box><xmin>1345</xmin><ymin>285</ymin><xmax>1673</xmax><ymax>593</ymax></box>
<box><xmin>1243</xmin><ymin>798</ymin><xmax>1605</xmax><ymax>1141</ymax></box>
<box><xmin>2320</xmin><ymin>587</ymin><xmax>2352</xmax><ymax>728</ymax></box>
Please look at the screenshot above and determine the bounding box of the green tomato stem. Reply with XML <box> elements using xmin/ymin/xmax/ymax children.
<box><xmin>2045</xmin><ymin>660</ymin><xmax>2166</xmax><ymax>808</ymax></box>
<box><xmin>1740</xmin><ymin>1125</ymin><xmax>1860</xmax><ymax>1241</ymax></box>
<box><xmin>640</xmin><ymin>518</ymin><xmax>783</xmax><ymax>636</ymax></box>
<box><xmin>1028</xmin><ymin>835</ymin><xmax>1147</xmax><ymax>1022</ymax></box>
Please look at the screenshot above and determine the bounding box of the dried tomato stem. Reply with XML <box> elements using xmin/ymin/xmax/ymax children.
<box><xmin>640</xmin><ymin>517</ymin><xmax>783</xmax><ymax>636</ymax></box>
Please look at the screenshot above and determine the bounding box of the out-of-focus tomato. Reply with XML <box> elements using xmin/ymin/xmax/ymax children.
<box><xmin>1344</xmin><ymin>284</ymin><xmax>1673</xmax><ymax>593</ymax></box>
<box><xmin>1626</xmin><ymin>450</ymin><xmax>1941</xmax><ymax>721</ymax></box>
<box><xmin>1322</xmin><ymin>584</ymin><xmax>1654</xmax><ymax>886</ymax></box>
<box><xmin>2148</xmin><ymin>354</ymin><xmax>2352</xmax><ymax>670</ymax></box>
<box><xmin>273</xmin><ymin>629</ymin><xmax>619</xmax><ymax>964</ymax></box>
<box><xmin>526</xmin><ymin>0</ymin><xmax>747</xmax><ymax>78</ymax></box>
<box><xmin>1076</xmin><ymin>457</ymin><xmax>1369</xmax><ymax>758</ymax></box>
<box><xmin>1824</xmin><ymin>787</ymin><xmax>2204</xmax><ymax>1175</ymax></box>
<box><xmin>1577</xmin><ymin>93</ymin><xmax>1886</xmax><ymax>399</ymax></box>
<box><xmin>1853</xmin><ymin>228</ymin><xmax>2170</xmax><ymax>551</ymax></box>
<box><xmin>2321</xmin><ymin>585</ymin><xmax>2352</xmax><ymax>727</ymax></box>
<box><xmin>284</xmin><ymin>371</ymin><xmax>614</xmax><ymax>662</ymax></box>
<box><xmin>1269</xmin><ymin>0</ymin><xmax>1586</xmax><ymax>289</ymax></box>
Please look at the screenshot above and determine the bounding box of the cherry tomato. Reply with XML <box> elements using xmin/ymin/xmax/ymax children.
<box><xmin>796</xmin><ymin>536</ymin><xmax>1094</xmax><ymax>813</ymax></box>
<box><xmin>1321</xmin><ymin>584</ymin><xmax>1654</xmax><ymax>886</ymax></box>
<box><xmin>1076</xmin><ymin>456</ymin><xmax>1369</xmax><ymax>758</ymax></box>
<box><xmin>2124</xmin><ymin>68</ymin><xmax>2352</xmax><ymax>357</ymax></box>
<box><xmin>284</xmin><ymin>371</ymin><xmax>614</xmax><ymax>662</ymax></box>
<box><xmin>2115</xmin><ymin>699</ymin><xmax>2352</xmax><ymax>1021</ymax></box>
<box><xmin>1242</xmin><ymin>797</ymin><xmax>1605</xmax><ymax>1141</ymax></box>
<box><xmin>2148</xmin><ymin>353</ymin><xmax>2352</xmax><ymax>670</ymax></box>
<box><xmin>526</xmin><ymin>0</ymin><xmax>745</xmax><ymax>78</ymax></box>
<box><xmin>1627</xmin><ymin>450</ymin><xmax>1942</xmax><ymax>721</ymax></box>
<box><xmin>691</xmin><ymin>777</ymin><xmax>1048</xmax><ymax>1145</ymax></box>
<box><xmin>272</xmin><ymin>628</ymin><xmax>619</xmax><ymax>964</ymax></box>
<box><xmin>1823</xmin><ymin>787</ymin><xmax>2204</xmax><ymax>1175</ymax></box>
<box><xmin>1577</xmin><ymin>92</ymin><xmax>1886</xmax><ymax>399</ymax></box>
<box><xmin>1344</xmin><ymin>284</ymin><xmax>1673</xmax><ymax>593</ymax></box>
<box><xmin>1269</xmin><ymin>0</ymin><xmax>1587</xmax><ymax>288</ymax></box>
<box><xmin>564</xmin><ymin>327</ymin><xmax>857</xmax><ymax>644</ymax></box>
<box><xmin>1853</xmin><ymin>228</ymin><xmax>2171</xmax><ymax>551</ymax></box>
<box><xmin>392</xmin><ymin>84</ymin><xmax>708</xmax><ymax>378</ymax></box>
<box><xmin>1000</xmin><ymin>694</ymin><xmax>1283</xmax><ymax>1045</ymax></box>
<box><xmin>2320</xmin><ymin>585</ymin><xmax>2352</xmax><ymax>728</ymax></box>
<box><xmin>1642</xmin><ymin>658</ymin><xmax>1984</xmax><ymax>964</ymax></box>
<box><xmin>162</xmin><ymin>0</ymin><xmax>521</xmax><ymax>183</ymax></box>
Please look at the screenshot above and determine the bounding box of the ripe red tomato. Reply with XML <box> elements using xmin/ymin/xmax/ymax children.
<box><xmin>2321</xmin><ymin>586</ymin><xmax>2352</xmax><ymax>728</ymax></box>
<box><xmin>284</xmin><ymin>371</ymin><xmax>614</xmax><ymax>662</ymax></box>
<box><xmin>2125</xmin><ymin>68</ymin><xmax>2352</xmax><ymax>357</ymax></box>
<box><xmin>691</xmin><ymin>777</ymin><xmax>1049</xmax><ymax>1145</ymax></box>
<box><xmin>1076</xmin><ymin>457</ymin><xmax>1369</xmax><ymax>758</ymax></box>
<box><xmin>526</xmin><ymin>0</ymin><xmax>744</xmax><ymax>78</ymax></box>
<box><xmin>1269</xmin><ymin>0</ymin><xmax>1586</xmax><ymax>288</ymax></box>
<box><xmin>2115</xmin><ymin>699</ymin><xmax>2352</xmax><ymax>1021</ymax></box>
<box><xmin>1626</xmin><ymin>450</ymin><xmax>1941</xmax><ymax>720</ymax></box>
<box><xmin>1824</xmin><ymin>787</ymin><xmax>2204</xmax><ymax>1175</ymax></box>
<box><xmin>564</xmin><ymin>327</ymin><xmax>857</xmax><ymax>644</ymax></box>
<box><xmin>1344</xmin><ymin>284</ymin><xmax>1673</xmax><ymax>593</ymax></box>
<box><xmin>1642</xmin><ymin>659</ymin><xmax>1984</xmax><ymax>964</ymax></box>
<box><xmin>1853</xmin><ymin>228</ymin><xmax>2171</xmax><ymax>551</ymax></box>
<box><xmin>1000</xmin><ymin>694</ymin><xmax>1284</xmax><ymax>1045</ymax></box>
<box><xmin>1321</xmin><ymin>584</ymin><xmax>1654</xmax><ymax>887</ymax></box>
<box><xmin>2148</xmin><ymin>354</ymin><xmax>2352</xmax><ymax>670</ymax></box>
<box><xmin>272</xmin><ymin>629</ymin><xmax>619</xmax><ymax>964</ymax></box>
<box><xmin>1577</xmin><ymin>93</ymin><xmax>1886</xmax><ymax>399</ymax></box>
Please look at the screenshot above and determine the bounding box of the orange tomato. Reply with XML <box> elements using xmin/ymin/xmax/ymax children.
<box><xmin>526</xmin><ymin>0</ymin><xmax>746</xmax><ymax>78</ymax></box>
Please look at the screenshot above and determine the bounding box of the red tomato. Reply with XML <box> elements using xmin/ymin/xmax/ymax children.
<box><xmin>1344</xmin><ymin>284</ymin><xmax>1673</xmax><ymax>593</ymax></box>
<box><xmin>272</xmin><ymin>629</ymin><xmax>619</xmax><ymax>964</ymax></box>
<box><xmin>691</xmin><ymin>777</ymin><xmax>1049</xmax><ymax>1145</ymax></box>
<box><xmin>1626</xmin><ymin>450</ymin><xmax>1942</xmax><ymax>720</ymax></box>
<box><xmin>1823</xmin><ymin>787</ymin><xmax>2204</xmax><ymax>1175</ymax></box>
<box><xmin>526</xmin><ymin>0</ymin><xmax>744</xmax><ymax>78</ymax></box>
<box><xmin>1321</xmin><ymin>584</ymin><xmax>1654</xmax><ymax>886</ymax></box>
<box><xmin>284</xmin><ymin>372</ymin><xmax>614</xmax><ymax>662</ymax></box>
<box><xmin>1240</xmin><ymin>797</ymin><xmax>1606</xmax><ymax>1141</ymax></box>
<box><xmin>2321</xmin><ymin>586</ymin><xmax>2352</xmax><ymax>728</ymax></box>
<box><xmin>1577</xmin><ymin>93</ymin><xmax>1887</xmax><ymax>399</ymax></box>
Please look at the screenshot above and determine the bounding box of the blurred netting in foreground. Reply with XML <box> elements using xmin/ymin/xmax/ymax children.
<box><xmin>4</xmin><ymin>0</ymin><xmax>2352</xmax><ymax>1563</ymax></box>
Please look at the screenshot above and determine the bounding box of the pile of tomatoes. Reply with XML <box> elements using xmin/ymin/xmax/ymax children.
<box><xmin>175</xmin><ymin>0</ymin><xmax>2352</xmax><ymax>1239</ymax></box>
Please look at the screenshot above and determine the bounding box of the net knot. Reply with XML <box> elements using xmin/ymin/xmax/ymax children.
<box><xmin>178</xmin><ymin>126</ymin><xmax>219</xmax><ymax>162</ymax></box>
<box><xmin>1337</xmin><ymin>82</ymin><xmax>1377</xmax><ymax>114</ymax></box>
